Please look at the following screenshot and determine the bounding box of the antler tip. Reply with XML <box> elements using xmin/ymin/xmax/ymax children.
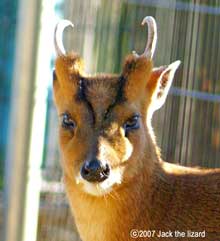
<box><xmin>60</xmin><ymin>19</ymin><xmax>74</xmax><ymax>28</ymax></box>
<box><xmin>141</xmin><ymin>16</ymin><xmax>156</xmax><ymax>26</ymax></box>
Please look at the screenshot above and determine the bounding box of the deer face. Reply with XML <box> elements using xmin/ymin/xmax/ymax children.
<box><xmin>53</xmin><ymin>17</ymin><xmax>180</xmax><ymax>196</ymax></box>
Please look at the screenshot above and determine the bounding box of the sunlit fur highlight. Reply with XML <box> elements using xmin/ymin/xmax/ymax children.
<box><xmin>53</xmin><ymin>52</ymin><xmax>220</xmax><ymax>241</ymax></box>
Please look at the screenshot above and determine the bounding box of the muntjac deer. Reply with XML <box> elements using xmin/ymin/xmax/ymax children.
<box><xmin>53</xmin><ymin>16</ymin><xmax>220</xmax><ymax>241</ymax></box>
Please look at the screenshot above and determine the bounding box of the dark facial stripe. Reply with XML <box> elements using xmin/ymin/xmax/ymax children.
<box><xmin>76</xmin><ymin>78</ymin><xmax>95</xmax><ymax>125</ymax></box>
<box><xmin>104</xmin><ymin>75</ymin><xmax>127</xmax><ymax>120</ymax></box>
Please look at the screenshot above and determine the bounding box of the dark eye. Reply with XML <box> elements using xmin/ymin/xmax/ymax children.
<box><xmin>53</xmin><ymin>69</ymin><xmax>57</xmax><ymax>81</ymax></box>
<box><xmin>61</xmin><ymin>113</ymin><xmax>76</xmax><ymax>130</ymax></box>
<box><xmin>124</xmin><ymin>115</ymin><xmax>140</xmax><ymax>135</ymax></box>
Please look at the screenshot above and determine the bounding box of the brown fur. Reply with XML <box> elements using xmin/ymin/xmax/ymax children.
<box><xmin>53</xmin><ymin>52</ymin><xmax>220</xmax><ymax>241</ymax></box>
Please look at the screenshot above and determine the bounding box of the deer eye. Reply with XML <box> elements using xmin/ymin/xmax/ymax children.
<box><xmin>61</xmin><ymin>113</ymin><xmax>76</xmax><ymax>130</ymax></box>
<box><xmin>53</xmin><ymin>69</ymin><xmax>57</xmax><ymax>81</ymax></box>
<box><xmin>124</xmin><ymin>114</ymin><xmax>140</xmax><ymax>135</ymax></box>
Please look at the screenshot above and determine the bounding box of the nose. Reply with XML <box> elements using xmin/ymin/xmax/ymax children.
<box><xmin>80</xmin><ymin>159</ymin><xmax>110</xmax><ymax>182</ymax></box>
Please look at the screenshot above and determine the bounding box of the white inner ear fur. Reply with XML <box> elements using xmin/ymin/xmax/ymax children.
<box><xmin>152</xmin><ymin>60</ymin><xmax>181</xmax><ymax>112</ymax></box>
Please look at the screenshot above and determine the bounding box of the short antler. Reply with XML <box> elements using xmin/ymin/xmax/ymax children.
<box><xmin>141</xmin><ymin>16</ymin><xmax>157</xmax><ymax>59</ymax></box>
<box><xmin>54</xmin><ymin>19</ymin><xmax>74</xmax><ymax>57</ymax></box>
<box><xmin>133</xmin><ymin>16</ymin><xmax>157</xmax><ymax>59</ymax></box>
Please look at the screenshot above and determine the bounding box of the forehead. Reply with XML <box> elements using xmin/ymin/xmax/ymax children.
<box><xmin>85</xmin><ymin>75</ymin><xmax>119</xmax><ymax>105</ymax></box>
<box><xmin>78</xmin><ymin>75</ymin><xmax>125</xmax><ymax>123</ymax></box>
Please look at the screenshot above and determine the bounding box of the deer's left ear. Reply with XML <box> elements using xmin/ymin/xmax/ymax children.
<box><xmin>147</xmin><ymin>60</ymin><xmax>181</xmax><ymax>112</ymax></box>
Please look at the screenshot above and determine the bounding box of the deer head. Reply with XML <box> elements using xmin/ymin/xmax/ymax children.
<box><xmin>53</xmin><ymin>17</ymin><xmax>180</xmax><ymax>196</ymax></box>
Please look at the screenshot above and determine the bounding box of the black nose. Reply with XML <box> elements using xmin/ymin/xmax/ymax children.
<box><xmin>80</xmin><ymin>159</ymin><xmax>110</xmax><ymax>182</ymax></box>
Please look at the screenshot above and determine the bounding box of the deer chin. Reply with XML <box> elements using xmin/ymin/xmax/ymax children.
<box><xmin>75</xmin><ymin>167</ymin><xmax>124</xmax><ymax>196</ymax></box>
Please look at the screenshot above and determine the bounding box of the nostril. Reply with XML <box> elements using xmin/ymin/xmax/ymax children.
<box><xmin>80</xmin><ymin>161</ymin><xmax>90</xmax><ymax>177</ymax></box>
<box><xmin>83</xmin><ymin>168</ymin><xmax>89</xmax><ymax>176</ymax></box>
<box><xmin>81</xmin><ymin>162</ymin><xmax>90</xmax><ymax>177</ymax></box>
<box><xmin>83</xmin><ymin>161</ymin><xmax>90</xmax><ymax>175</ymax></box>
<box><xmin>103</xmin><ymin>163</ymin><xmax>110</xmax><ymax>177</ymax></box>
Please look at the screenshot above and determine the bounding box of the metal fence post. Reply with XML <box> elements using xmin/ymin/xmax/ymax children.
<box><xmin>3</xmin><ymin>0</ymin><xmax>54</xmax><ymax>240</ymax></box>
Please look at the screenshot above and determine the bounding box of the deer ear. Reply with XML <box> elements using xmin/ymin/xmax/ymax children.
<box><xmin>147</xmin><ymin>60</ymin><xmax>181</xmax><ymax>112</ymax></box>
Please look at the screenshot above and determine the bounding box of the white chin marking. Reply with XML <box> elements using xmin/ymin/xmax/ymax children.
<box><xmin>75</xmin><ymin>168</ymin><xmax>123</xmax><ymax>196</ymax></box>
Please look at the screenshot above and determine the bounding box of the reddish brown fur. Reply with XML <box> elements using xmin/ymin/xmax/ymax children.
<box><xmin>53</xmin><ymin>52</ymin><xmax>220</xmax><ymax>241</ymax></box>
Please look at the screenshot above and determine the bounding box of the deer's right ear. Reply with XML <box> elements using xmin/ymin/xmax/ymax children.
<box><xmin>147</xmin><ymin>60</ymin><xmax>181</xmax><ymax>112</ymax></box>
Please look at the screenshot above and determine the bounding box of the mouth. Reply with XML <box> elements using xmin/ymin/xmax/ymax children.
<box><xmin>75</xmin><ymin>167</ymin><xmax>124</xmax><ymax>196</ymax></box>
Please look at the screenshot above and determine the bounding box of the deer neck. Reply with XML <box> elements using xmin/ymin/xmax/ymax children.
<box><xmin>64</xmin><ymin>165</ymin><xmax>156</xmax><ymax>241</ymax></box>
